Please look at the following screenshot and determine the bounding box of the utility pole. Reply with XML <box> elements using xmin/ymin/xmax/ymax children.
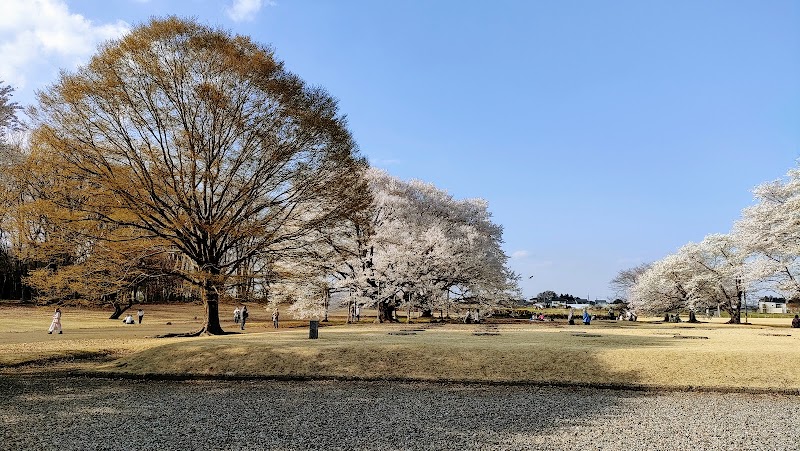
<box><xmin>323</xmin><ymin>288</ymin><xmax>329</xmax><ymax>322</ymax></box>
<box><xmin>744</xmin><ymin>289</ymin><xmax>748</xmax><ymax>323</ymax></box>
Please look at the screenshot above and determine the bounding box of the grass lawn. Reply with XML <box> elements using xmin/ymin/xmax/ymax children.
<box><xmin>2</xmin><ymin>303</ymin><xmax>799</xmax><ymax>392</ymax></box>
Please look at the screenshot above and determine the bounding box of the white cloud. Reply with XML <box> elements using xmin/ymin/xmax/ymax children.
<box><xmin>226</xmin><ymin>0</ymin><xmax>276</xmax><ymax>23</ymax></box>
<box><xmin>511</xmin><ymin>250</ymin><xmax>530</xmax><ymax>259</ymax></box>
<box><xmin>0</xmin><ymin>0</ymin><xmax>129</xmax><ymax>92</ymax></box>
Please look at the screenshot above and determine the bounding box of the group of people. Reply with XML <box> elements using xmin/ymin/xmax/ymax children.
<box><xmin>664</xmin><ymin>313</ymin><xmax>682</xmax><ymax>323</ymax></box>
<box><xmin>617</xmin><ymin>310</ymin><xmax>638</xmax><ymax>321</ymax></box>
<box><xmin>48</xmin><ymin>307</ymin><xmax>145</xmax><ymax>334</ymax></box>
<box><xmin>49</xmin><ymin>304</ymin><xmax>286</xmax><ymax>334</ymax></box>
<box><xmin>233</xmin><ymin>305</ymin><xmax>249</xmax><ymax>330</ymax></box>
<box><xmin>530</xmin><ymin>313</ymin><xmax>553</xmax><ymax>322</ymax></box>
<box><xmin>565</xmin><ymin>308</ymin><xmax>593</xmax><ymax>325</ymax></box>
<box><xmin>122</xmin><ymin>309</ymin><xmax>144</xmax><ymax>325</ymax></box>
<box><xmin>41</xmin><ymin>306</ymin><xmax>800</xmax><ymax>333</ymax></box>
<box><xmin>233</xmin><ymin>305</ymin><xmax>280</xmax><ymax>330</ymax></box>
<box><xmin>47</xmin><ymin>307</ymin><xmax>144</xmax><ymax>334</ymax></box>
<box><xmin>463</xmin><ymin>309</ymin><xmax>480</xmax><ymax>324</ymax></box>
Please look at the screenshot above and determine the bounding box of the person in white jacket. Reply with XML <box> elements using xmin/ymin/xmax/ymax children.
<box><xmin>48</xmin><ymin>308</ymin><xmax>62</xmax><ymax>334</ymax></box>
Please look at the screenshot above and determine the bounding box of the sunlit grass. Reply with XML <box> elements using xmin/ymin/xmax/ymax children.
<box><xmin>2</xmin><ymin>304</ymin><xmax>799</xmax><ymax>391</ymax></box>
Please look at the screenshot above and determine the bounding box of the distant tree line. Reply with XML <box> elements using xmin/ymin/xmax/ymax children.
<box><xmin>532</xmin><ymin>291</ymin><xmax>590</xmax><ymax>304</ymax></box>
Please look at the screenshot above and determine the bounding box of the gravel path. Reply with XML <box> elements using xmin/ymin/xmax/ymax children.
<box><xmin>1</xmin><ymin>376</ymin><xmax>797</xmax><ymax>450</ymax></box>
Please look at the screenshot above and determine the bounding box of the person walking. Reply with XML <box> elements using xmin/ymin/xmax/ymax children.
<box><xmin>240</xmin><ymin>305</ymin><xmax>248</xmax><ymax>330</ymax></box>
<box><xmin>272</xmin><ymin>309</ymin><xmax>279</xmax><ymax>329</ymax></box>
<box><xmin>137</xmin><ymin>309</ymin><xmax>144</xmax><ymax>324</ymax></box>
<box><xmin>582</xmin><ymin>308</ymin><xmax>591</xmax><ymax>325</ymax></box>
<box><xmin>233</xmin><ymin>307</ymin><xmax>240</xmax><ymax>324</ymax></box>
<box><xmin>48</xmin><ymin>308</ymin><xmax>62</xmax><ymax>334</ymax></box>
<box><xmin>792</xmin><ymin>315</ymin><xmax>800</xmax><ymax>328</ymax></box>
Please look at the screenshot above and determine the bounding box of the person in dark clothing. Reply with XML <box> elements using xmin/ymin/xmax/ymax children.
<box><xmin>240</xmin><ymin>305</ymin><xmax>248</xmax><ymax>330</ymax></box>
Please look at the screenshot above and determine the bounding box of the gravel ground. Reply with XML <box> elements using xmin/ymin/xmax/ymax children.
<box><xmin>1</xmin><ymin>376</ymin><xmax>797</xmax><ymax>451</ymax></box>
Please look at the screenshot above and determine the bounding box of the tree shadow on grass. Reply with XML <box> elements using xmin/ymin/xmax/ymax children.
<box><xmin>1</xmin><ymin>369</ymin><xmax>798</xmax><ymax>451</ymax></box>
<box><xmin>0</xmin><ymin>333</ymin><xmax>692</xmax><ymax>450</ymax></box>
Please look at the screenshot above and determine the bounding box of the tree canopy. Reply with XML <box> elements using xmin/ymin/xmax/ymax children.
<box><xmin>29</xmin><ymin>17</ymin><xmax>370</xmax><ymax>334</ymax></box>
<box><xmin>329</xmin><ymin>168</ymin><xmax>519</xmax><ymax>321</ymax></box>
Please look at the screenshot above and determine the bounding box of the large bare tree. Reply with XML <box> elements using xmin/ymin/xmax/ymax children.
<box><xmin>31</xmin><ymin>17</ymin><xmax>369</xmax><ymax>334</ymax></box>
<box><xmin>0</xmin><ymin>82</ymin><xmax>26</xmax><ymax>300</ymax></box>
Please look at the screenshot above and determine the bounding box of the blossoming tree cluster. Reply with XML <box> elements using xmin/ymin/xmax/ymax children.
<box><xmin>285</xmin><ymin>169</ymin><xmax>520</xmax><ymax>322</ymax></box>
<box><xmin>625</xmin><ymin>165</ymin><xmax>800</xmax><ymax>323</ymax></box>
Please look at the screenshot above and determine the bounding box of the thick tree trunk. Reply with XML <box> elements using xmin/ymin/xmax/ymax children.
<box><xmin>109</xmin><ymin>300</ymin><xmax>132</xmax><ymax>319</ymax></box>
<box><xmin>377</xmin><ymin>301</ymin><xmax>397</xmax><ymax>323</ymax></box>
<box><xmin>203</xmin><ymin>285</ymin><xmax>225</xmax><ymax>334</ymax></box>
<box><xmin>156</xmin><ymin>295</ymin><xmax>226</xmax><ymax>337</ymax></box>
<box><xmin>347</xmin><ymin>298</ymin><xmax>353</xmax><ymax>324</ymax></box>
<box><xmin>725</xmin><ymin>292</ymin><xmax>743</xmax><ymax>324</ymax></box>
<box><xmin>107</xmin><ymin>292</ymin><xmax>131</xmax><ymax>320</ymax></box>
<box><xmin>161</xmin><ymin>276</ymin><xmax>226</xmax><ymax>336</ymax></box>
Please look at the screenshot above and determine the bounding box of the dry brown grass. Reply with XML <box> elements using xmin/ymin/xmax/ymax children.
<box><xmin>2</xmin><ymin>304</ymin><xmax>799</xmax><ymax>391</ymax></box>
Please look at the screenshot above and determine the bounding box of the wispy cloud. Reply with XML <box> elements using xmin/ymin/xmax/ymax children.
<box><xmin>0</xmin><ymin>0</ymin><xmax>129</xmax><ymax>90</ymax></box>
<box><xmin>511</xmin><ymin>250</ymin><xmax>530</xmax><ymax>259</ymax></box>
<box><xmin>226</xmin><ymin>0</ymin><xmax>276</xmax><ymax>23</ymax></box>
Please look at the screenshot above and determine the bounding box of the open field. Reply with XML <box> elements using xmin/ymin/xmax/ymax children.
<box><xmin>2</xmin><ymin>304</ymin><xmax>799</xmax><ymax>392</ymax></box>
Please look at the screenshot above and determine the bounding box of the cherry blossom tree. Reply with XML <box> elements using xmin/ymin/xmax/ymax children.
<box><xmin>734</xmin><ymin>167</ymin><xmax>800</xmax><ymax>300</ymax></box>
<box><xmin>333</xmin><ymin>169</ymin><xmax>518</xmax><ymax>322</ymax></box>
<box><xmin>629</xmin><ymin>254</ymin><xmax>692</xmax><ymax>315</ymax></box>
<box><xmin>609</xmin><ymin>262</ymin><xmax>651</xmax><ymax>302</ymax></box>
<box><xmin>631</xmin><ymin>234</ymin><xmax>746</xmax><ymax>323</ymax></box>
<box><xmin>681</xmin><ymin>234</ymin><xmax>746</xmax><ymax>323</ymax></box>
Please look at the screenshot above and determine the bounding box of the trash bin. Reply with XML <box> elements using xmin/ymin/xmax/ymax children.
<box><xmin>309</xmin><ymin>320</ymin><xmax>319</xmax><ymax>339</ymax></box>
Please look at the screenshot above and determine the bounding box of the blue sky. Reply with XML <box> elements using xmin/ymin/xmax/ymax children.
<box><xmin>2</xmin><ymin>0</ymin><xmax>799</xmax><ymax>299</ymax></box>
